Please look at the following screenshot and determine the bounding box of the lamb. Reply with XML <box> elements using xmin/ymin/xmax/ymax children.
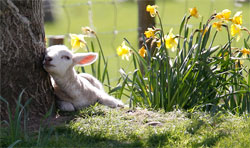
<box><xmin>43</xmin><ymin>45</ymin><xmax>124</xmax><ymax>111</ymax></box>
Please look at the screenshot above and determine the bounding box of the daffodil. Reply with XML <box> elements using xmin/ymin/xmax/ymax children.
<box><xmin>165</xmin><ymin>28</ymin><xmax>178</xmax><ymax>51</ymax></box>
<box><xmin>82</xmin><ymin>26</ymin><xmax>95</xmax><ymax>37</ymax></box>
<box><xmin>216</xmin><ymin>9</ymin><xmax>231</xmax><ymax>21</ymax></box>
<box><xmin>232</xmin><ymin>11</ymin><xmax>242</xmax><ymax>25</ymax></box>
<box><xmin>70</xmin><ymin>34</ymin><xmax>86</xmax><ymax>50</ymax></box>
<box><xmin>117</xmin><ymin>41</ymin><xmax>131</xmax><ymax>60</ymax></box>
<box><xmin>146</xmin><ymin>5</ymin><xmax>158</xmax><ymax>17</ymax></box>
<box><xmin>139</xmin><ymin>46</ymin><xmax>147</xmax><ymax>58</ymax></box>
<box><xmin>212</xmin><ymin>21</ymin><xmax>223</xmax><ymax>31</ymax></box>
<box><xmin>240</xmin><ymin>48</ymin><xmax>250</xmax><ymax>58</ymax></box>
<box><xmin>144</xmin><ymin>28</ymin><xmax>156</xmax><ymax>38</ymax></box>
<box><xmin>231</xmin><ymin>24</ymin><xmax>241</xmax><ymax>41</ymax></box>
<box><xmin>189</xmin><ymin>7</ymin><xmax>199</xmax><ymax>18</ymax></box>
<box><xmin>156</xmin><ymin>39</ymin><xmax>161</xmax><ymax>48</ymax></box>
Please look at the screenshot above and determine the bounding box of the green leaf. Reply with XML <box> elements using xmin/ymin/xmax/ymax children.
<box><xmin>7</xmin><ymin>140</ymin><xmax>22</xmax><ymax>148</ymax></box>
<box><xmin>244</xmin><ymin>38</ymin><xmax>250</xmax><ymax>49</ymax></box>
<box><xmin>101</xmin><ymin>60</ymin><xmax>108</xmax><ymax>83</ymax></box>
<box><xmin>201</xmin><ymin>25</ymin><xmax>211</xmax><ymax>51</ymax></box>
<box><xmin>179</xmin><ymin>14</ymin><xmax>186</xmax><ymax>35</ymax></box>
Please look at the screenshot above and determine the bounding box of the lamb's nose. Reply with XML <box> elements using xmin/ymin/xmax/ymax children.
<box><xmin>45</xmin><ymin>57</ymin><xmax>52</xmax><ymax>62</ymax></box>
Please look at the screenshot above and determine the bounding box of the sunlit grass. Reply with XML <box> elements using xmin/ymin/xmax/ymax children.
<box><xmin>2</xmin><ymin>105</ymin><xmax>249</xmax><ymax>147</ymax></box>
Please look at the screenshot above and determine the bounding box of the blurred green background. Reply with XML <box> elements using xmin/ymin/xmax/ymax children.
<box><xmin>44</xmin><ymin>0</ymin><xmax>250</xmax><ymax>85</ymax></box>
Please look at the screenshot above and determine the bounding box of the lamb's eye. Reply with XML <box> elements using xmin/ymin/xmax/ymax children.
<box><xmin>61</xmin><ymin>55</ymin><xmax>70</xmax><ymax>60</ymax></box>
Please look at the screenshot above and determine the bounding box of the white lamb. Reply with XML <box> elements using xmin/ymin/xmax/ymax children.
<box><xmin>43</xmin><ymin>45</ymin><xmax>124</xmax><ymax>111</ymax></box>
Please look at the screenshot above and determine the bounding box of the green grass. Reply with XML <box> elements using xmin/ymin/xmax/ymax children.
<box><xmin>0</xmin><ymin>90</ymin><xmax>31</xmax><ymax>147</ymax></box>
<box><xmin>2</xmin><ymin>105</ymin><xmax>250</xmax><ymax>147</ymax></box>
<box><xmin>39</xmin><ymin>2</ymin><xmax>250</xmax><ymax>146</ymax></box>
<box><xmin>1</xmin><ymin>1</ymin><xmax>250</xmax><ymax>147</ymax></box>
<box><xmin>45</xmin><ymin>0</ymin><xmax>250</xmax><ymax>86</ymax></box>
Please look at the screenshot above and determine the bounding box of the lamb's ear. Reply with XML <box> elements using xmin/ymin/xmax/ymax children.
<box><xmin>73</xmin><ymin>52</ymin><xmax>98</xmax><ymax>66</ymax></box>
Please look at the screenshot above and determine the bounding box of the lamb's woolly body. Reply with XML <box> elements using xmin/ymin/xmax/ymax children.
<box><xmin>43</xmin><ymin>45</ymin><xmax>123</xmax><ymax>111</ymax></box>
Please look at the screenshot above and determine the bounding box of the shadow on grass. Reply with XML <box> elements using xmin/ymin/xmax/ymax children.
<box><xmin>147</xmin><ymin>131</ymin><xmax>177</xmax><ymax>147</ymax></box>
<box><xmin>186</xmin><ymin>119</ymin><xmax>205</xmax><ymax>135</ymax></box>
<box><xmin>42</xmin><ymin>126</ymin><xmax>144</xmax><ymax>148</ymax></box>
<box><xmin>35</xmin><ymin>108</ymin><xmax>144</xmax><ymax>147</ymax></box>
<box><xmin>58</xmin><ymin>104</ymin><xmax>106</xmax><ymax>119</ymax></box>
<box><xmin>192</xmin><ymin>132</ymin><xmax>228</xmax><ymax>147</ymax></box>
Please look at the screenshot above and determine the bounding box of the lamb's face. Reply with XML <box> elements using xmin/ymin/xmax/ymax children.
<box><xmin>43</xmin><ymin>45</ymin><xmax>74</xmax><ymax>77</ymax></box>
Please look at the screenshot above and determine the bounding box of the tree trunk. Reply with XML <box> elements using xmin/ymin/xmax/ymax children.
<box><xmin>0</xmin><ymin>0</ymin><xmax>55</xmax><ymax>121</ymax></box>
<box><xmin>137</xmin><ymin>0</ymin><xmax>156</xmax><ymax>75</ymax></box>
<box><xmin>137</xmin><ymin>0</ymin><xmax>155</xmax><ymax>48</ymax></box>
<box><xmin>43</xmin><ymin>0</ymin><xmax>55</xmax><ymax>22</ymax></box>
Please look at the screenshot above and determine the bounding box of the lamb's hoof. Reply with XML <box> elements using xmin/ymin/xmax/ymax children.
<box><xmin>116</xmin><ymin>100</ymin><xmax>125</xmax><ymax>108</ymax></box>
<box><xmin>57</xmin><ymin>100</ymin><xmax>75</xmax><ymax>112</ymax></box>
<box><xmin>117</xmin><ymin>103</ymin><xmax>124</xmax><ymax>108</ymax></box>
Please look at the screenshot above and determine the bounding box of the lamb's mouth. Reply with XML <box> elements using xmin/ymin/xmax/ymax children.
<box><xmin>43</xmin><ymin>63</ymin><xmax>55</xmax><ymax>68</ymax></box>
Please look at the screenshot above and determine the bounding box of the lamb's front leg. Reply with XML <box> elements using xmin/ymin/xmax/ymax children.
<box><xmin>97</xmin><ymin>91</ymin><xmax>124</xmax><ymax>108</ymax></box>
<box><xmin>52</xmin><ymin>79</ymin><xmax>76</xmax><ymax>111</ymax></box>
<box><xmin>57</xmin><ymin>100</ymin><xmax>75</xmax><ymax>111</ymax></box>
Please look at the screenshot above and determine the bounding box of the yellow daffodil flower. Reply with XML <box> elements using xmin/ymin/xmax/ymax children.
<box><xmin>216</xmin><ymin>9</ymin><xmax>231</xmax><ymax>21</ymax></box>
<box><xmin>70</xmin><ymin>34</ymin><xmax>86</xmax><ymax>50</ymax></box>
<box><xmin>232</xmin><ymin>11</ymin><xmax>243</xmax><ymax>25</ymax></box>
<box><xmin>212</xmin><ymin>22</ymin><xmax>223</xmax><ymax>31</ymax></box>
<box><xmin>144</xmin><ymin>28</ymin><xmax>156</xmax><ymax>38</ymax></box>
<box><xmin>240</xmin><ymin>48</ymin><xmax>250</xmax><ymax>58</ymax></box>
<box><xmin>117</xmin><ymin>41</ymin><xmax>131</xmax><ymax>60</ymax></box>
<box><xmin>156</xmin><ymin>39</ymin><xmax>161</xmax><ymax>48</ymax></box>
<box><xmin>146</xmin><ymin>5</ymin><xmax>158</xmax><ymax>17</ymax></box>
<box><xmin>231</xmin><ymin>24</ymin><xmax>241</xmax><ymax>41</ymax></box>
<box><xmin>139</xmin><ymin>46</ymin><xmax>147</xmax><ymax>58</ymax></box>
<box><xmin>165</xmin><ymin>28</ymin><xmax>178</xmax><ymax>51</ymax></box>
<box><xmin>189</xmin><ymin>7</ymin><xmax>199</xmax><ymax>18</ymax></box>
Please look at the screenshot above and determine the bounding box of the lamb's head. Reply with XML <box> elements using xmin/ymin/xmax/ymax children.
<box><xmin>43</xmin><ymin>45</ymin><xmax>98</xmax><ymax>77</ymax></box>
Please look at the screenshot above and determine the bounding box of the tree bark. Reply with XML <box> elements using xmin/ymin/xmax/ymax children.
<box><xmin>43</xmin><ymin>0</ymin><xmax>55</xmax><ymax>22</ymax></box>
<box><xmin>0</xmin><ymin>0</ymin><xmax>55</xmax><ymax>121</ymax></box>
<box><xmin>137</xmin><ymin>0</ymin><xmax>155</xmax><ymax>48</ymax></box>
<box><xmin>137</xmin><ymin>0</ymin><xmax>156</xmax><ymax>75</ymax></box>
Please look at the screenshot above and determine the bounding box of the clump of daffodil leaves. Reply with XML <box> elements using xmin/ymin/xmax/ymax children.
<box><xmin>115</xmin><ymin>5</ymin><xmax>250</xmax><ymax>114</ymax></box>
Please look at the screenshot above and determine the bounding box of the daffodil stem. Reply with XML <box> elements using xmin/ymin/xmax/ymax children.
<box><xmin>156</xmin><ymin>12</ymin><xmax>164</xmax><ymax>38</ymax></box>
<box><xmin>94</xmin><ymin>33</ymin><xmax>111</xmax><ymax>91</ymax></box>
<box><xmin>184</xmin><ymin>15</ymin><xmax>191</xmax><ymax>38</ymax></box>
<box><xmin>225</xmin><ymin>25</ymin><xmax>237</xmax><ymax>101</ymax></box>
<box><xmin>95</xmin><ymin>34</ymin><xmax>106</xmax><ymax>63</ymax></box>
<box><xmin>226</xmin><ymin>26</ymin><xmax>232</xmax><ymax>58</ymax></box>
<box><xmin>208</xmin><ymin>31</ymin><xmax>218</xmax><ymax>49</ymax></box>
